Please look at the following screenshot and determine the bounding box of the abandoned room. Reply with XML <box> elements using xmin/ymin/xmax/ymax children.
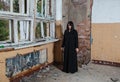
<box><xmin>0</xmin><ymin>0</ymin><xmax>120</xmax><ymax>82</ymax></box>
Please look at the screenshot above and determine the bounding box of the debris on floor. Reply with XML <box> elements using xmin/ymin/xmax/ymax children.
<box><xmin>110</xmin><ymin>78</ymin><xmax>119</xmax><ymax>82</ymax></box>
<box><xmin>20</xmin><ymin>63</ymin><xmax>120</xmax><ymax>82</ymax></box>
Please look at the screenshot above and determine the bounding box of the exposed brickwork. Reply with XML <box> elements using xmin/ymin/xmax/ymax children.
<box><xmin>77</xmin><ymin>20</ymin><xmax>91</xmax><ymax>66</ymax></box>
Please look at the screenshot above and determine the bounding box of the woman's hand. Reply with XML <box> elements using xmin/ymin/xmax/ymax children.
<box><xmin>75</xmin><ymin>48</ymin><xmax>79</xmax><ymax>53</ymax></box>
<box><xmin>61</xmin><ymin>47</ymin><xmax>64</xmax><ymax>51</ymax></box>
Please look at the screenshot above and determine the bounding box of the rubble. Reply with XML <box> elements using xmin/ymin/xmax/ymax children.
<box><xmin>20</xmin><ymin>63</ymin><xmax>120</xmax><ymax>82</ymax></box>
<box><xmin>110</xmin><ymin>78</ymin><xmax>119</xmax><ymax>82</ymax></box>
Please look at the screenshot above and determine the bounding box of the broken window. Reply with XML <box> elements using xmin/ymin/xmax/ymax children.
<box><xmin>0</xmin><ymin>19</ymin><xmax>10</xmax><ymax>42</ymax></box>
<box><xmin>49</xmin><ymin>0</ymin><xmax>52</xmax><ymax>16</ymax></box>
<box><xmin>17</xmin><ymin>20</ymin><xmax>30</xmax><ymax>42</ymax></box>
<box><xmin>0</xmin><ymin>0</ymin><xmax>56</xmax><ymax>48</ymax></box>
<box><xmin>0</xmin><ymin>0</ymin><xmax>29</xmax><ymax>14</ymax></box>
<box><xmin>49</xmin><ymin>22</ymin><xmax>55</xmax><ymax>38</ymax></box>
<box><xmin>35</xmin><ymin>22</ymin><xmax>42</xmax><ymax>39</ymax></box>
<box><xmin>36</xmin><ymin>0</ymin><xmax>55</xmax><ymax>40</ymax></box>
<box><xmin>43</xmin><ymin>22</ymin><xmax>48</xmax><ymax>37</ymax></box>
<box><xmin>13</xmin><ymin>0</ymin><xmax>19</xmax><ymax>13</ymax></box>
<box><xmin>35</xmin><ymin>0</ymin><xmax>55</xmax><ymax>41</ymax></box>
<box><xmin>36</xmin><ymin>0</ymin><xmax>42</xmax><ymax>17</ymax></box>
<box><xmin>35</xmin><ymin>21</ymin><xmax>48</xmax><ymax>40</ymax></box>
<box><xmin>36</xmin><ymin>0</ymin><xmax>46</xmax><ymax>17</ymax></box>
<box><xmin>0</xmin><ymin>0</ymin><xmax>10</xmax><ymax>11</ymax></box>
<box><xmin>0</xmin><ymin>19</ymin><xmax>31</xmax><ymax>43</ymax></box>
<box><xmin>36</xmin><ymin>0</ymin><xmax>54</xmax><ymax>17</ymax></box>
<box><xmin>35</xmin><ymin>21</ymin><xmax>55</xmax><ymax>41</ymax></box>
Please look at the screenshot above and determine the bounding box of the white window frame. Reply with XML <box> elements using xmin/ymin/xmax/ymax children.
<box><xmin>15</xmin><ymin>20</ymin><xmax>32</xmax><ymax>43</ymax></box>
<box><xmin>0</xmin><ymin>18</ymin><xmax>32</xmax><ymax>44</ymax></box>
<box><xmin>0</xmin><ymin>0</ymin><xmax>30</xmax><ymax>15</ymax></box>
<box><xmin>35</xmin><ymin>20</ymin><xmax>55</xmax><ymax>40</ymax></box>
<box><xmin>0</xmin><ymin>0</ymin><xmax>32</xmax><ymax>44</ymax></box>
<box><xmin>0</xmin><ymin>0</ymin><xmax>56</xmax><ymax>49</ymax></box>
<box><xmin>35</xmin><ymin>0</ymin><xmax>56</xmax><ymax>40</ymax></box>
<box><xmin>36</xmin><ymin>0</ymin><xmax>55</xmax><ymax>19</ymax></box>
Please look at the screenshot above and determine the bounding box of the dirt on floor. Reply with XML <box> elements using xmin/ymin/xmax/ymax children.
<box><xmin>20</xmin><ymin>63</ymin><xmax>120</xmax><ymax>82</ymax></box>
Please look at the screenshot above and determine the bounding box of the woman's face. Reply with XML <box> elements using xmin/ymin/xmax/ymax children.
<box><xmin>68</xmin><ymin>24</ymin><xmax>72</xmax><ymax>30</ymax></box>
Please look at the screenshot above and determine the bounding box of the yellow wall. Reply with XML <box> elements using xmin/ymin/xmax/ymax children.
<box><xmin>0</xmin><ymin>43</ymin><xmax>54</xmax><ymax>82</ymax></box>
<box><xmin>91</xmin><ymin>23</ymin><xmax>120</xmax><ymax>63</ymax></box>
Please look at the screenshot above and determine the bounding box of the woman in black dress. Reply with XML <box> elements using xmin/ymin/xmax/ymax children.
<box><xmin>61</xmin><ymin>21</ymin><xmax>79</xmax><ymax>73</ymax></box>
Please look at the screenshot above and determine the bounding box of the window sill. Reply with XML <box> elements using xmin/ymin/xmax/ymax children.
<box><xmin>0</xmin><ymin>39</ymin><xmax>59</xmax><ymax>52</ymax></box>
<box><xmin>14</xmin><ymin>38</ymin><xmax>59</xmax><ymax>49</ymax></box>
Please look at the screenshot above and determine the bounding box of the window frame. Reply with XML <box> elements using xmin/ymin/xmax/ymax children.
<box><xmin>36</xmin><ymin>0</ymin><xmax>55</xmax><ymax>19</ymax></box>
<box><xmin>0</xmin><ymin>0</ymin><xmax>30</xmax><ymax>15</ymax></box>
<box><xmin>35</xmin><ymin>0</ymin><xmax>56</xmax><ymax>40</ymax></box>
<box><xmin>0</xmin><ymin>0</ymin><xmax>56</xmax><ymax>49</ymax></box>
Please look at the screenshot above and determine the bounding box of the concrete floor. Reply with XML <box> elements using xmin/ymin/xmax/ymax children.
<box><xmin>21</xmin><ymin>63</ymin><xmax>120</xmax><ymax>82</ymax></box>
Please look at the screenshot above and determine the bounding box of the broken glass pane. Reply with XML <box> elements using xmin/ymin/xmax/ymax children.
<box><xmin>35</xmin><ymin>22</ymin><xmax>42</xmax><ymax>39</ymax></box>
<box><xmin>13</xmin><ymin>0</ymin><xmax>19</xmax><ymax>13</ymax></box>
<box><xmin>37</xmin><ymin>0</ymin><xmax>42</xmax><ymax>17</ymax></box>
<box><xmin>0</xmin><ymin>19</ymin><xmax>9</xmax><ymax>41</ymax></box>
<box><xmin>0</xmin><ymin>0</ymin><xmax>10</xmax><ymax>11</ymax></box>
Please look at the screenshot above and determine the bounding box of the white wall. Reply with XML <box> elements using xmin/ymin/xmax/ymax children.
<box><xmin>56</xmin><ymin>0</ymin><xmax>62</xmax><ymax>20</ymax></box>
<box><xmin>92</xmin><ymin>0</ymin><xmax>120</xmax><ymax>23</ymax></box>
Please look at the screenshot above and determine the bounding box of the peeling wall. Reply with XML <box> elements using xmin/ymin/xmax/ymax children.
<box><xmin>62</xmin><ymin>0</ymin><xmax>87</xmax><ymax>29</ymax></box>
<box><xmin>0</xmin><ymin>43</ymin><xmax>54</xmax><ymax>82</ymax></box>
<box><xmin>62</xmin><ymin>0</ymin><xmax>69</xmax><ymax>32</ymax></box>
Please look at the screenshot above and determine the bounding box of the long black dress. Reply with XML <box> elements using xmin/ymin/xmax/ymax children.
<box><xmin>62</xmin><ymin>29</ymin><xmax>78</xmax><ymax>73</ymax></box>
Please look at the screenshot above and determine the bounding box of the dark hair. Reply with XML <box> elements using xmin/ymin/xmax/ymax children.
<box><xmin>67</xmin><ymin>21</ymin><xmax>74</xmax><ymax>30</ymax></box>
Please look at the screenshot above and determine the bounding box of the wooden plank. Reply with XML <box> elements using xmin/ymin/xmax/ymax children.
<box><xmin>92</xmin><ymin>60</ymin><xmax>120</xmax><ymax>67</ymax></box>
<box><xmin>54</xmin><ymin>40</ymin><xmax>63</xmax><ymax>64</ymax></box>
<box><xmin>0</xmin><ymin>48</ymin><xmax>14</xmax><ymax>52</ymax></box>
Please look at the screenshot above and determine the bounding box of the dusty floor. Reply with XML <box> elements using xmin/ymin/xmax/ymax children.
<box><xmin>21</xmin><ymin>63</ymin><xmax>120</xmax><ymax>82</ymax></box>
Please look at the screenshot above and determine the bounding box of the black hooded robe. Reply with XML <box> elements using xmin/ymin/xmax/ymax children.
<box><xmin>62</xmin><ymin>29</ymin><xmax>78</xmax><ymax>73</ymax></box>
